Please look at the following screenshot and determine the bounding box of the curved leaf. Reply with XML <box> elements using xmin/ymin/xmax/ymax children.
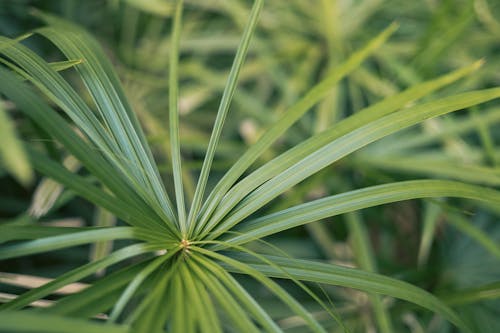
<box><xmin>0</xmin><ymin>311</ymin><xmax>129</xmax><ymax>333</ymax></box>
<box><xmin>224</xmin><ymin>253</ymin><xmax>472</xmax><ymax>333</ymax></box>
<box><xmin>221</xmin><ymin>180</ymin><xmax>500</xmax><ymax>246</ymax></box>
<box><xmin>209</xmin><ymin>88</ymin><xmax>500</xmax><ymax>238</ymax></box>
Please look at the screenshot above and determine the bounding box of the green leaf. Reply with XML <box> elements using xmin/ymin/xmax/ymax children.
<box><xmin>0</xmin><ymin>227</ymin><xmax>136</xmax><ymax>260</ymax></box>
<box><xmin>43</xmin><ymin>261</ymin><xmax>150</xmax><ymax>317</ymax></box>
<box><xmin>0</xmin><ymin>101</ymin><xmax>33</xmax><ymax>186</ymax></box>
<box><xmin>0</xmin><ymin>66</ymin><xmax>173</xmax><ymax>235</ymax></box>
<box><xmin>90</xmin><ymin>206</ymin><xmax>117</xmax><ymax>276</ymax></box>
<box><xmin>374</xmin><ymin>107</ymin><xmax>500</xmax><ymax>154</ymax></box>
<box><xmin>187</xmin><ymin>255</ymin><xmax>264</xmax><ymax>333</ymax></box>
<box><xmin>130</xmin><ymin>261</ymin><xmax>178</xmax><ymax>332</ymax></box>
<box><xmin>27</xmin><ymin>149</ymin><xmax>161</xmax><ymax>231</ymax></box>
<box><xmin>108</xmin><ymin>251</ymin><xmax>175</xmax><ymax>322</ymax></box>
<box><xmin>447</xmin><ymin>212</ymin><xmax>500</xmax><ymax>259</ymax></box>
<box><xmin>179</xmin><ymin>259</ymin><xmax>223</xmax><ymax>333</ymax></box>
<box><xmin>0</xmin><ymin>243</ymin><xmax>158</xmax><ymax>311</ymax></box>
<box><xmin>123</xmin><ymin>0</ymin><xmax>173</xmax><ymax>16</ymax></box>
<box><xmin>209</xmin><ymin>88</ymin><xmax>500</xmax><ymax>238</ymax></box>
<box><xmin>225</xmin><ymin>253</ymin><xmax>472</xmax><ymax>333</ymax></box>
<box><xmin>196</xmin><ymin>22</ymin><xmax>399</xmax><ymax>235</ymax></box>
<box><xmin>0</xmin><ymin>37</ymin><xmax>120</xmax><ymax>174</ymax></box>
<box><xmin>200</xmin><ymin>59</ymin><xmax>483</xmax><ymax>238</ymax></box>
<box><xmin>192</xmin><ymin>254</ymin><xmax>280</xmax><ymax>333</ymax></box>
<box><xmin>29</xmin><ymin>155</ymin><xmax>79</xmax><ymax>219</ymax></box>
<box><xmin>222</xmin><ymin>180</ymin><xmax>500</xmax><ymax>246</ymax></box>
<box><xmin>34</xmin><ymin>11</ymin><xmax>177</xmax><ymax>227</ymax></box>
<box><xmin>169</xmin><ymin>0</ymin><xmax>187</xmax><ymax>233</ymax></box>
<box><xmin>0</xmin><ymin>311</ymin><xmax>129</xmax><ymax>333</ymax></box>
<box><xmin>192</xmin><ymin>247</ymin><xmax>327</xmax><ymax>333</ymax></box>
<box><xmin>187</xmin><ymin>0</ymin><xmax>264</xmax><ymax>235</ymax></box>
<box><xmin>0</xmin><ymin>225</ymin><xmax>85</xmax><ymax>244</ymax></box>
<box><xmin>417</xmin><ymin>201</ymin><xmax>442</xmax><ymax>266</ymax></box>
<box><xmin>347</xmin><ymin>212</ymin><xmax>394</xmax><ymax>333</ymax></box>
<box><xmin>441</xmin><ymin>281</ymin><xmax>500</xmax><ymax>306</ymax></box>
<box><xmin>355</xmin><ymin>154</ymin><xmax>500</xmax><ymax>186</ymax></box>
<box><xmin>48</xmin><ymin>59</ymin><xmax>83</xmax><ymax>72</ymax></box>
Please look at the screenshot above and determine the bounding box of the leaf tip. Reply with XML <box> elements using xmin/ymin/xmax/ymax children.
<box><xmin>475</xmin><ymin>58</ymin><xmax>486</xmax><ymax>69</ymax></box>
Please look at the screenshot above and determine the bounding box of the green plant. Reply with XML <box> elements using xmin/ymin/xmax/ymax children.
<box><xmin>1</xmin><ymin>0</ymin><xmax>500</xmax><ymax>332</ymax></box>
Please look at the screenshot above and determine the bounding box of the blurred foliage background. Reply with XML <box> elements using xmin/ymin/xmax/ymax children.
<box><xmin>1</xmin><ymin>0</ymin><xmax>500</xmax><ymax>332</ymax></box>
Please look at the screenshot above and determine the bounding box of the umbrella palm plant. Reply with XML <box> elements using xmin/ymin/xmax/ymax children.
<box><xmin>1</xmin><ymin>0</ymin><xmax>500</xmax><ymax>332</ymax></box>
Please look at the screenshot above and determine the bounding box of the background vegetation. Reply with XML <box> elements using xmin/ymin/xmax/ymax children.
<box><xmin>1</xmin><ymin>0</ymin><xmax>500</xmax><ymax>332</ymax></box>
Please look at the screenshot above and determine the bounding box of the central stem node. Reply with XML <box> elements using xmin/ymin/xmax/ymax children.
<box><xmin>179</xmin><ymin>238</ymin><xmax>190</xmax><ymax>250</ymax></box>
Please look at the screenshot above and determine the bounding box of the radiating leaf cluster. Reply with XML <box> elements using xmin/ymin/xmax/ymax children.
<box><xmin>1</xmin><ymin>0</ymin><xmax>500</xmax><ymax>332</ymax></box>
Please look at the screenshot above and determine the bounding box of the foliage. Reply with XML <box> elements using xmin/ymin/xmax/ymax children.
<box><xmin>1</xmin><ymin>0</ymin><xmax>500</xmax><ymax>332</ymax></box>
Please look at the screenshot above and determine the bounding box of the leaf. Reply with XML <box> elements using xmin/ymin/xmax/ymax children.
<box><xmin>90</xmin><ymin>206</ymin><xmax>117</xmax><ymax>277</ymax></box>
<box><xmin>0</xmin><ymin>225</ymin><xmax>85</xmax><ymax>244</ymax></box>
<box><xmin>441</xmin><ymin>281</ymin><xmax>500</xmax><ymax>306</ymax></box>
<box><xmin>374</xmin><ymin>107</ymin><xmax>500</xmax><ymax>154</ymax></box>
<box><xmin>0</xmin><ymin>101</ymin><xmax>33</xmax><ymax>186</ymax></box>
<box><xmin>29</xmin><ymin>155</ymin><xmax>80</xmax><ymax>218</ymax></box>
<box><xmin>108</xmin><ymin>251</ymin><xmax>175</xmax><ymax>322</ymax></box>
<box><xmin>355</xmin><ymin>155</ymin><xmax>500</xmax><ymax>186</ymax></box>
<box><xmin>0</xmin><ymin>65</ymin><xmax>177</xmax><ymax>236</ymax></box>
<box><xmin>187</xmin><ymin>256</ymin><xmax>264</xmax><ymax>333</ymax></box>
<box><xmin>48</xmin><ymin>59</ymin><xmax>83</xmax><ymax>72</ymax></box>
<box><xmin>123</xmin><ymin>0</ymin><xmax>173</xmax><ymax>16</ymax></box>
<box><xmin>225</xmin><ymin>253</ymin><xmax>472</xmax><ymax>333</ymax></box>
<box><xmin>222</xmin><ymin>180</ymin><xmax>500</xmax><ymax>247</ymax></box>
<box><xmin>179</xmin><ymin>259</ymin><xmax>223</xmax><ymax>333</ymax></box>
<box><xmin>0</xmin><ymin>243</ymin><xmax>158</xmax><ymax>311</ymax></box>
<box><xmin>169</xmin><ymin>0</ymin><xmax>187</xmax><ymax>233</ymax></box>
<box><xmin>196</xmin><ymin>22</ymin><xmax>400</xmax><ymax>235</ymax></box>
<box><xmin>0</xmin><ymin>227</ymin><xmax>136</xmax><ymax>260</ymax></box>
<box><xmin>44</xmin><ymin>261</ymin><xmax>150</xmax><ymax>317</ymax></box>
<box><xmin>346</xmin><ymin>212</ymin><xmax>394</xmax><ymax>333</ymax></box>
<box><xmin>209</xmin><ymin>88</ymin><xmax>500</xmax><ymax>238</ymax></box>
<box><xmin>130</xmin><ymin>261</ymin><xmax>178</xmax><ymax>332</ymax></box>
<box><xmin>34</xmin><ymin>12</ymin><xmax>177</xmax><ymax>226</ymax></box>
<box><xmin>417</xmin><ymin>201</ymin><xmax>442</xmax><ymax>266</ymax></box>
<box><xmin>193</xmin><ymin>247</ymin><xmax>328</xmax><ymax>333</ymax></box>
<box><xmin>446</xmin><ymin>212</ymin><xmax>500</xmax><ymax>259</ymax></box>
<box><xmin>0</xmin><ymin>311</ymin><xmax>129</xmax><ymax>333</ymax></box>
<box><xmin>192</xmin><ymin>254</ymin><xmax>280</xmax><ymax>333</ymax></box>
<box><xmin>27</xmin><ymin>148</ymin><xmax>165</xmax><ymax>233</ymax></box>
<box><xmin>200</xmin><ymin>60</ymin><xmax>484</xmax><ymax>236</ymax></box>
<box><xmin>187</xmin><ymin>0</ymin><xmax>264</xmax><ymax>235</ymax></box>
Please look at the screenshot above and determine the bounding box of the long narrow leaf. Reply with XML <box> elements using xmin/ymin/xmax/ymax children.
<box><xmin>0</xmin><ymin>67</ymin><xmax>175</xmax><ymax>236</ymax></box>
<box><xmin>179</xmin><ymin>259</ymin><xmax>223</xmax><ymax>333</ymax></box>
<box><xmin>187</xmin><ymin>0</ymin><xmax>264</xmax><ymax>235</ymax></box>
<box><xmin>220</xmin><ymin>180</ymin><xmax>500</xmax><ymax>247</ymax></box>
<box><xmin>209</xmin><ymin>88</ymin><xmax>500</xmax><ymax>238</ymax></box>
<box><xmin>43</xmin><ymin>261</ymin><xmax>150</xmax><ymax>317</ymax></box>
<box><xmin>0</xmin><ymin>102</ymin><xmax>33</xmax><ymax>186</ymax></box>
<box><xmin>0</xmin><ymin>243</ymin><xmax>158</xmax><ymax>311</ymax></box>
<box><xmin>0</xmin><ymin>225</ymin><xmax>84</xmax><ymax>244</ymax></box>
<box><xmin>347</xmin><ymin>212</ymin><xmax>394</xmax><ymax>333</ymax></box>
<box><xmin>224</xmin><ymin>253</ymin><xmax>472</xmax><ymax>333</ymax></box>
<box><xmin>0</xmin><ymin>227</ymin><xmax>135</xmax><ymax>260</ymax></box>
<box><xmin>192</xmin><ymin>254</ymin><xmax>281</xmax><ymax>333</ymax></box>
<box><xmin>28</xmin><ymin>149</ymin><xmax>163</xmax><ymax>231</ymax></box>
<box><xmin>0</xmin><ymin>311</ymin><xmax>129</xmax><ymax>333</ymax></box>
<box><xmin>198</xmin><ymin>54</ymin><xmax>481</xmax><ymax>236</ymax></box>
<box><xmin>187</xmin><ymin>255</ymin><xmax>264</xmax><ymax>333</ymax></box>
<box><xmin>192</xmin><ymin>247</ymin><xmax>327</xmax><ymax>333</ymax></box>
<box><xmin>169</xmin><ymin>0</ymin><xmax>187</xmax><ymax>233</ymax></box>
<box><xmin>34</xmin><ymin>12</ymin><xmax>177</xmax><ymax>226</ymax></box>
<box><xmin>108</xmin><ymin>251</ymin><xmax>175</xmax><ymax>322</ymax></box>
<box><xmin>196</xmin><ymin>22</ymin><xmax>399</xmax><ymax>235</ymax></box>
